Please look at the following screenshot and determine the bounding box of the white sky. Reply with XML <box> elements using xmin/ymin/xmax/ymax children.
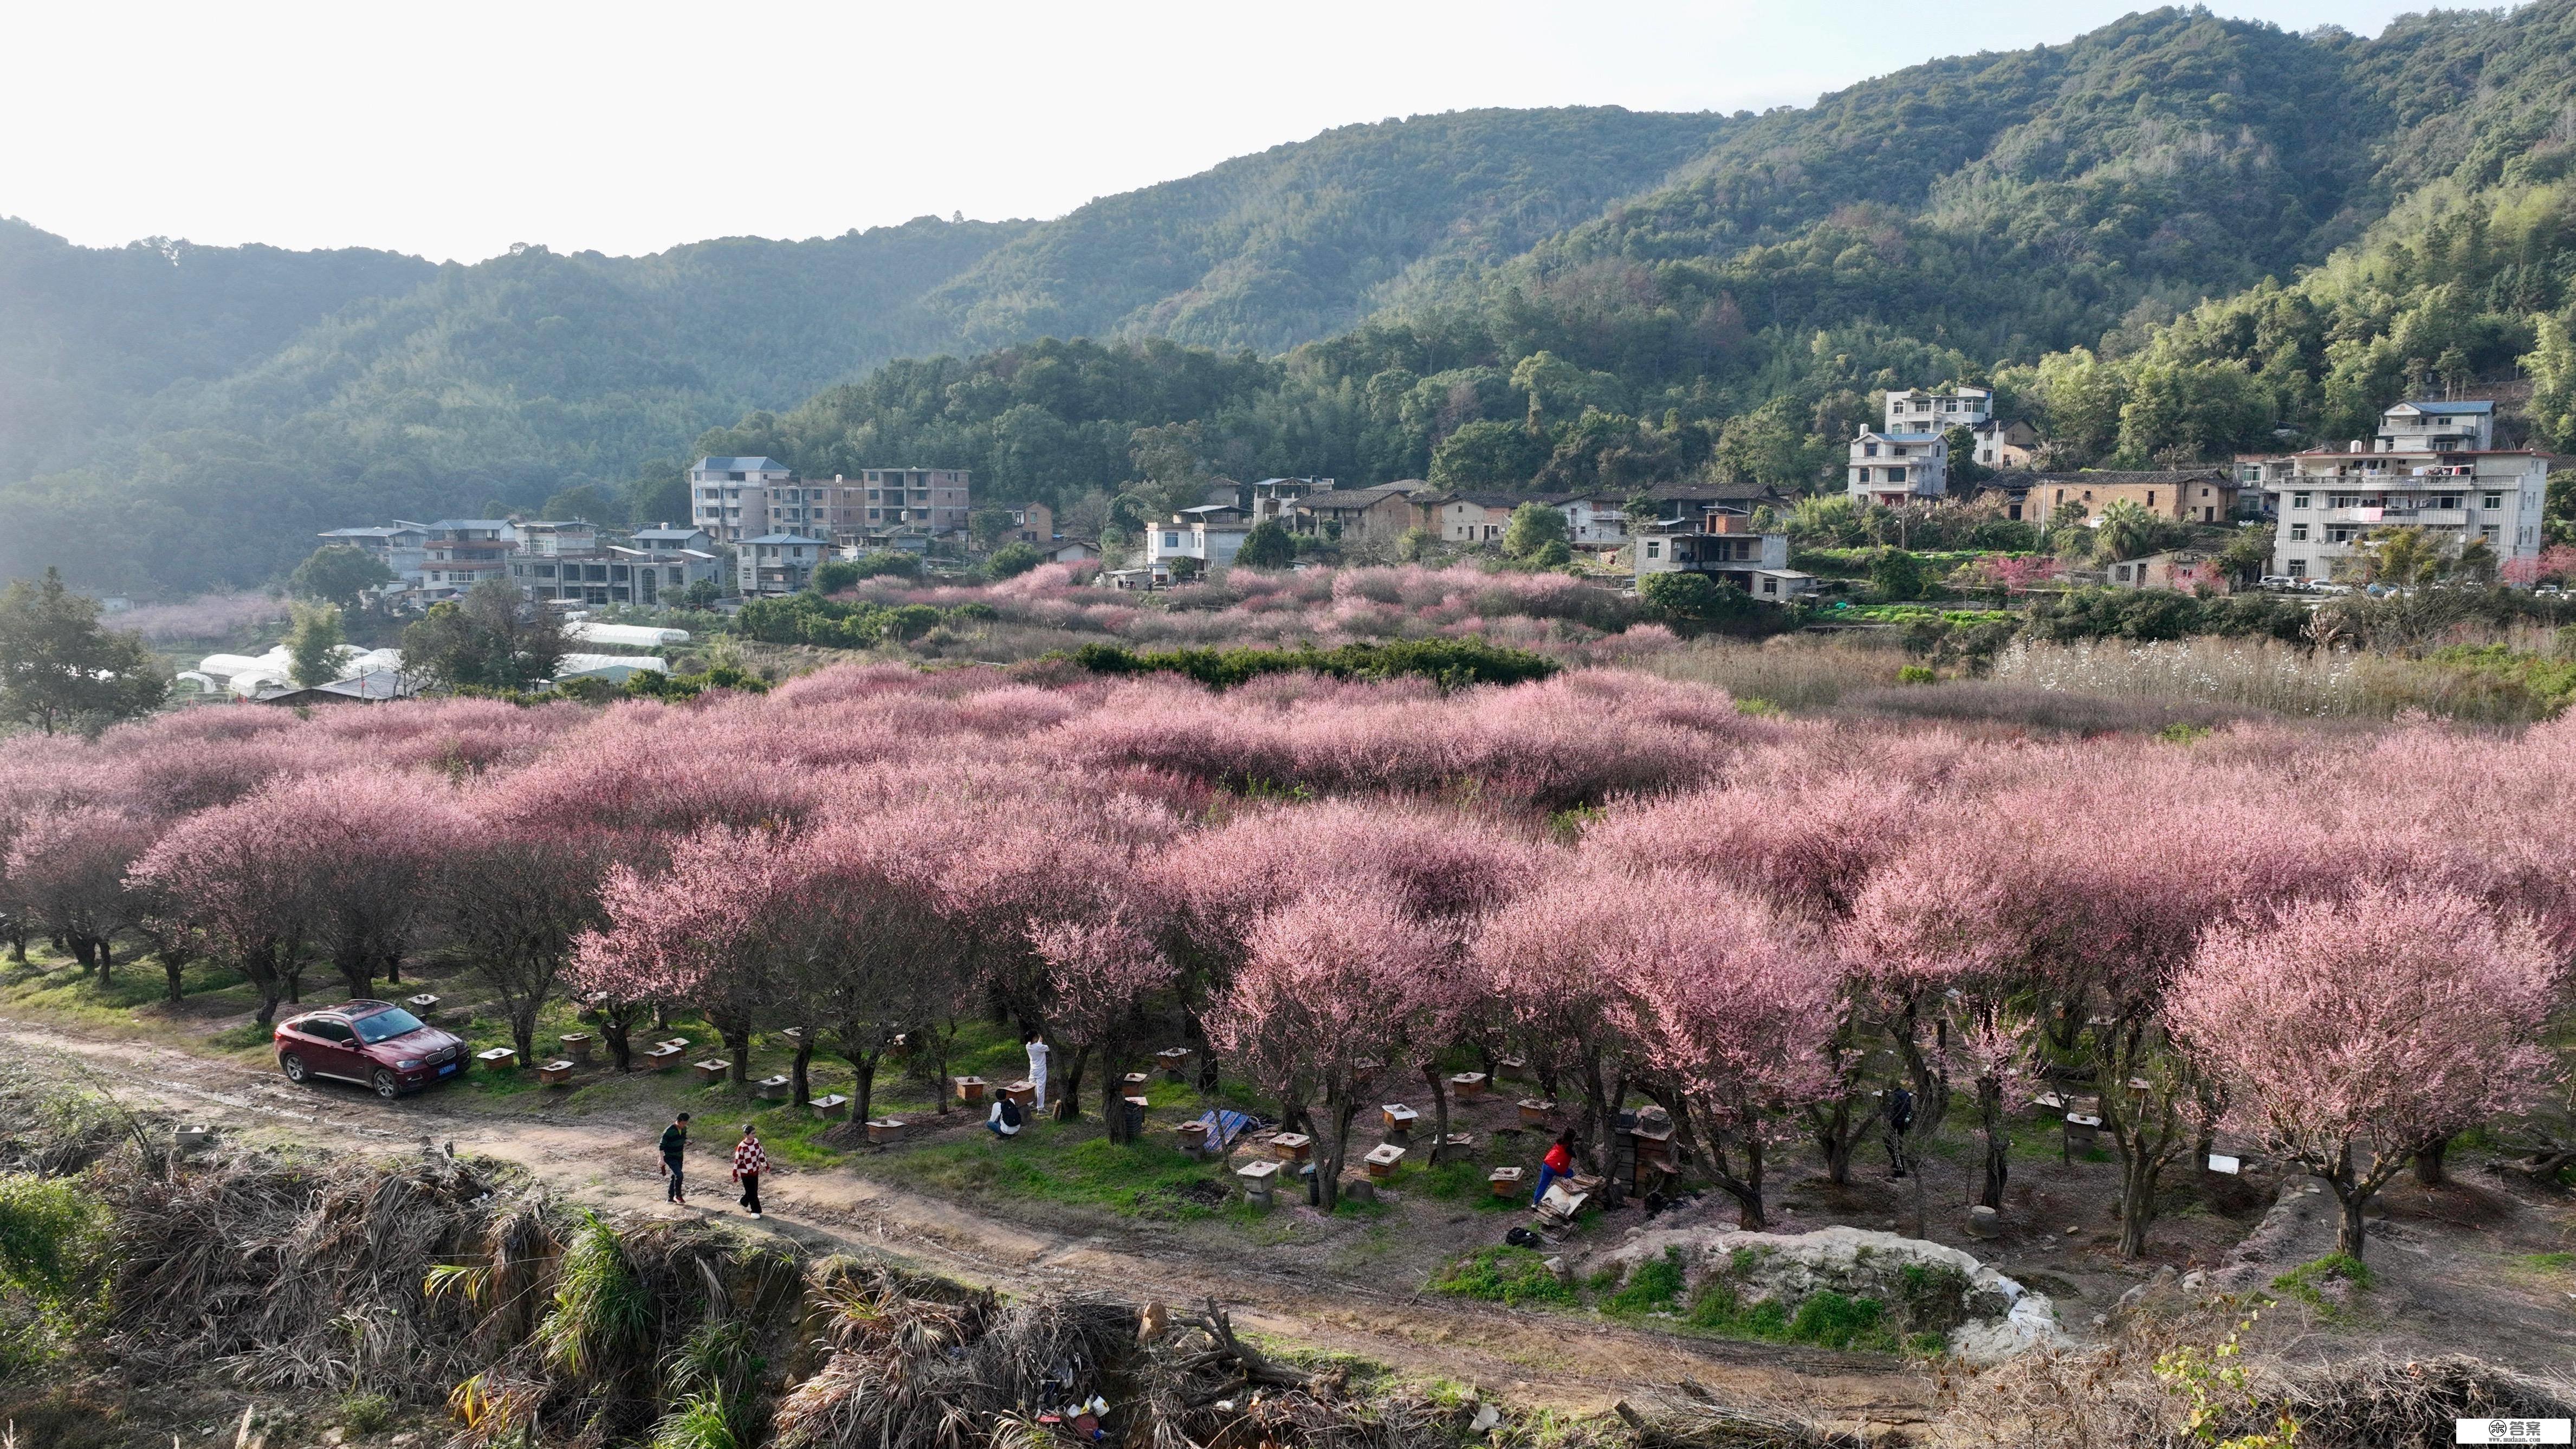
<box><xmin>3</xmin><ymin>0</ymin><xmax>2424</xmax><ymax>264</ymax></box>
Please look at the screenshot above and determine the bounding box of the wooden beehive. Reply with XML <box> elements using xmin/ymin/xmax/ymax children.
<box><xmin>1517</xmin><ymin>1097</ymin><xmax>1555</xmax><ymax>1125</ymax></box>
<box><xmin>812</xmin><ymin>1094</ymin><xmax>851</xmax><ymax>1120</ymax></box>
<box><xmin>1002</xmin><ymin>1079</ymin><xmax>1037</xmax><ymax>1105</ymax></box>
<box><xmin>1488</xmin><ymin>1166</ymin><xmax>1526</xmax><ymax>1198</ymax></box>
<box><xmin>1449</xmin><ymin>1071</ymin><xmax>1490</xmax><ymax>1101</ymax></box>
<box><xmin>952</xmin><ymin>1076</ymin><xmax>988</xmax><ymax>1103</ymax></box>
<box><xmin>756</xmin><ymin>1074</ymin><xmax>790</xmax><ymax>1101</ymax></box>
<box><xmin>476</xmin><ymin>1046</ymin><xmax>520</xmax><ymax>1072</ymax></box>
<box><xmin>643</xmin><ymin>1043</ymin><xmax>684</xmax><ymax>1071</ymax></box>
<box><xmin>1270</xmin><ymin>1131</ymin><xmax>1313</xmax><ymax>1163</ymax></box>
<box><xmin>538</xmin><ymin>1060</ymin><xmax>575</xmax><ymax>1086</ymax></box>
<box><xmin>1382</xmin><ymin>1103</ymin><xmax>1418</xmax><ymax>1136</ymax></box>
<box><xmin>692</xmin><ymin>1059</ymin><xmax>730</xmax><ymax>1085</ymax></box>
<box><xmin>558</xmin><ymin>1032</ymin><xmax>594</xmax><ymax>1064</ymax></box>
<box><xmin>1363</xmin><ymin>1143</ymin><xmax>1406</xmax><ymax>1180</ymax></box>
<box><xmin>866</xmin><ymin>1117</ymin><xmax>905</xmax><ymax>1144</ymax></box>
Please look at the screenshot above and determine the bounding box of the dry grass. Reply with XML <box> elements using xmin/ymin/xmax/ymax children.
<box><xmin>1837</xmin><ymin>682</ymin><xmax>2263</xmax><ymax>735</ymax></box>
<box><xmin>1642</xmin><ymin>638</ymin><xmax>1913</xmax><ymax>710</ymax></box>
<box><xmin>1989</xmin><ymin>637</ymin><xmax>2569</xmax><ymax>724</ymax></box>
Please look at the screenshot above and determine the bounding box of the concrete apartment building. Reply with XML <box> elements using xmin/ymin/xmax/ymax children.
<box><xmin>2020</xmin><ymin>470</ymin><xmax>2239</xmax><ymax>529</ymax></box>
<box><xmin>419</xmin><ymin>520</ymin><xmax>519</xmax><ymax>599</ymax></box>
<box><xmin>2258</xmin><ymin>406</ymin><xmax>2549</xmax><ymax>582</ymax></box>
<box><xmin>1847</xmin><ymin>431</ymin><xmax>1951</xmax><ymax>504</ymax></box>
<box><xmin>1008</xmin><ymin>503</ymin><xmax>1053</xmax><ymax>546</ymax></box>
<box><xmin>2379</xmin><ymin>399</ymin><xmax>2494</xmax><ymax>451</ymax></box>
<box><xmin>511</xmin><ymin>545</ymin><xmax>724</xmax><ymax>607</ymax></box>
<box><xmin>690</xmin><ymin>457</ymin><xmax>796</xmax><ymax>543</ymax></box>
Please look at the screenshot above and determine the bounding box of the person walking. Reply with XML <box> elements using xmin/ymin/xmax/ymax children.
<box><xmin>1024</xmin><ymin>1031</ymin><xmax>1051</xmax><ymax>1113</ymax></box>
<box><xmin>1531</xmin><ymin>1128</ymin><xmax>1576</xmax><ymax>1207</ymax></box>
<box><xmin>658</xmin><ymin>1112</ymin><xmax>690</xmax><ymax>1205</ymax></box>
<box><xmin>732</xmin><ymin>1122</ymin><xmax>767</xmax><ymax>1219</ymax></box>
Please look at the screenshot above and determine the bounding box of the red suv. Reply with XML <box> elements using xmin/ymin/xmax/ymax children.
<box><xmin>274</xmin><ymin>1000</ymin><xmax>467</xmax><ymax>1099</ymax></box>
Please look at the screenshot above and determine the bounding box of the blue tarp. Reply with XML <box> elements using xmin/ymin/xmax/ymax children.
<box><xmin>1196</xmin><ymin>1109</ymin><xmax>1255</xmax><ymax>1152</ymax></box>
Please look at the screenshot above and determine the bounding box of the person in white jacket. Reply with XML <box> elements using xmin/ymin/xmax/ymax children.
<box><xmin>1024</xmin><ymin>1031</ymin><xmax>1050</xmax><ymax>1112</ymax></box>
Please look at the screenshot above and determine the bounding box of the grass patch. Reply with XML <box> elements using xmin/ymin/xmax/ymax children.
<box><xmin>2522</xmin><ymin>1251</ymin><xmax>2576</xmax><ymax>1272</ymax></box>
<box><xmin>1433</xmin><ymin>1246</ymin><xmax>1576</xmax><ymax>1307</ymax></box>
<box><xmin>2269</xmin><ymin>1252</ymin><xmax>2373</xmax><ymax>1322</ymax></box>
<box><xmin>1686</xmin><ymin>1279</ymin><xmax>1897</xmax><ymax>1351</ymax></box>
<box><xmin>877</xmin><ymin>1125</ymin><xmax>1231</xmax><ymax>1219</ymax></box>
<box><xmin>1601</xmin><ymin>1247</ymin><xmax>1687</xmax><ymax>1317</ymax></box>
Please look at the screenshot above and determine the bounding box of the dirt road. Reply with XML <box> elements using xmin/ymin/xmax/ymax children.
<box><xmin>0</xmin><ymin>1018</ymin><xmax>1936</xmax><ymax>1433</ymax></box>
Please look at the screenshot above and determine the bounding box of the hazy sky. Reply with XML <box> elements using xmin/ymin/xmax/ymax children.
<box><xmin>7</xmin><ymin>0</ymin><xmax>2425</xmax><ymax>263</ymax></box>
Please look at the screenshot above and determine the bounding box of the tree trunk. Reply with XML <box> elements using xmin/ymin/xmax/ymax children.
<box><xmin>511</xmin><ymin>1005</ymin><xmax>538</xmax><ymax>1066</ymax></box>
<box><xmin>791</xmin><ymin>1033</ymin><xmax>815</xmax><ymax>1108</ymax></box>
<box><xmin>2333</xmin><ymin>1179</ymin><xmax>2369</xmax><ymax>1259</ymax></box>
<box><xmin>96</xmin><ymin>936</ymin><xmax>113</xmax><ymax>986</ymax></box>
<box><xmin>851</xmin><ymin>1054</ymin><xmax>881</xmax><ymax>1129</ymax></box>
<box><xmin>2117</xmin><ymin>1143</ymin><xmax>2161</xmax><ymax>1258</ymax></box>
<box><xmin>1055</xmin><ymin>1044</ymin><xmax>1091</xmax><ymax>1122</ymax></box>
<box><xmin>1318</xmin><ymin>1094</ymin><xmax>1361</xmax><ymax>1214</ymax></box>
<box><xmin>1707</xmin><ymin>1134</ymin><xmax>1766</xmax><ymax>1229</ymax></box>
<box><xmin>2413</xmin><ymin>1137</ymin><xmax>2448</xmax><ymax>1187</ymax></box>
<box><xmin>67</xmin><ymin>936</ymin><xmax>95</xmax><ymax>971</ymax></box>
<box><xmin>162</xmin><ymin>953</ymin><xmax>187</xmax><ymax>1004</ymax></box>
<box><xmin>334</xmin><ymin>948</ymin><xmax>371</xmax><ymax>1003</ymax></box>
<box><xmin>1421</xmin><ymin>1061</ymin><xmax>1451</xmax><ymax>1160</ymax></box>
<box><xmin>1976</xmin><ymin>1073</ymin><xmax>2009</xmax><ymax>1212</ymax></box>
<box><xmin>1103</xmin><ymin>1046</ymin><xmax>1131</xmax><ymax>1144</ymax></box>
<box><xmin>719</xmin><ymin>1020</ymin><xmax>752</xmax><ymax>1085</ymax></box>
<box><xmin>1186</xmin><ymin>1009</ymin><xmax>1218</xmax><ymax>1094</ymax></box>
<box><xmin>246</xmin><ymin>950</ymin><xmax>286</xmax><ymax>1025</ymax></box>
<box><xmin>1808</xmin><ymin>1096</ymin><xmax>1874</xmax><ymax>1186</ymax></box>
<box><xmin>6</xmin><ymin>924</ymin><xmax>24</xmax><ymax>965</ymax></box>
<box><xmin>1582</xmin><ymin>1048</ymin><xmax>1623</xmax><ymax>1208</ymax></box>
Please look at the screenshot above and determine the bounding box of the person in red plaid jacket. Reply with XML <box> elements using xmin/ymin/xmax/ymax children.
<box><xmin>731</xmin><ymin>1123</ymin><xmax>766</xmax><ymax>1219</ymax></box>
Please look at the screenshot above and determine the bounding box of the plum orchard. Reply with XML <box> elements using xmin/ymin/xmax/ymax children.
<box><xmin>3</xmin><ymin>662</ymin><xmax>2570</xmax><ymax>1254</ymax></box>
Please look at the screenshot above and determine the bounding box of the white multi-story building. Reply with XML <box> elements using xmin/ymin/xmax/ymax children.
<box><xmin>1883</xmin><ymin>386</ymin><xmax>1992</xmax><ymax>434</ymax></box>
<box><xmin>2262</xmin><ymin>407</ymin><xmax>2548</xmax><ymax>583</ymax></box>
<box><xmin>690</xmin><ymin>457</ymin><xmax>795</xmax><ymax>544</ymax></box>
<box><xmin>2377</xmin><ymin>400</ymin><xmax>2494</xmax><ymax>452</ymax></box>
<box><xmin>1633</xmin><ymin>506</ymin><xmax>1815</xmax><ymax>602</ymax></box>
<box><xmin>1847</xmin><ymin>431</ymin><xmax>1950</xmax><ymax>505</ymax></box>
<box><xmin>737</xmin><ymin>534</ymin><xmax>831</xmax><ymax>597</ymax></box>
<box><xmin>1147</xmin><ymin>505</ymin><xmax>1254</xmax><ymax>571</ymax></box>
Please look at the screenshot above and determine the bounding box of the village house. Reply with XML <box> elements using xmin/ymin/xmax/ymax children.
<box><xmin>630</xmin><ymin>524</ymin><xmax>717</xmax><ymax>555</ymax></box>
<box><xmin>2378</xmin><ymin>399</ymin><xmax>2494</xmax><ymax>452</ymax></box>
<box><xmin>689</xmin><ymin>456</ymin><xmax>796</xmax><ymax>544</ymax></box>
<box><xmin>1294</xmin><ymin>481</ymin><xmax>1432</xmax><ymax>544</ymax></box>
<box><xmin>1971</xmin><ymin>418</ymin><xmax>2041</xmax><ymax>470</ymax></box>
<box><xmin>1426</xmin><ymin>494</ymin><xmax>1524</xmax><ymax>545</ymax></box>
<box><xmin>2018</xmin><ymin>470</ymin><xmax>2238</xmax><ymax>529</ymax></box>
<box><xmin>2255</xmin><ymin>402</ymin><xmax>2551</xmax><ymax>583</ymax></box>
<box><xmin>1046</xmin><ymin>540</ymin><xmax>1102</xmax><ymax>565</ymax></box>
<box><xmin>418</xmin><ymin>519</ymin><xmax>519</xmax><ymax>599</ymax></box>
<box><xmin>1883</xmin><ymin>385</ymin><xmax>1992</xmax><ymax>433</ymax></box>
<box><xmin>2104</xmin><ymin>551</ymin><xmax>2225</xmax><ymax>592</ymax></box>
<box><xmin>1847</xmin><ymin>431</ymin><xmax>1951</xmax><ymax>505</ymax></box>
<box><xmin>1633</xmin><ymin>502</ymin><xmax>1815</xmax><ymax>601</ymax></box>
<box><xmin>315</xmin><ymin>524</ymin><xmax>428</xmax><ymax>587</ymax></box>
<box><xmin>1242</xmin><ymin>477</ymin><xmax>1338</xmax><ymax>525</ymax></box>
<box><xmin>736</xmin><ymin>534</ymin><xmax>830</xmax><ymax>597</ymax></box>
<box><xmin>1148</xmin><ymin>504</ymin><xmax>1254</xmax><ymax>572</ymax></box>
<box><xmin>1008</xmin><ymin>502</ymin><xmax>1053</xmax><ymax>546</ymax></box>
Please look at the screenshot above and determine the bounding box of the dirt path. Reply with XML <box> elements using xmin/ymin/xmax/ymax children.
<box><xmin>0</xmin><ymin>1019</ymin><xmax>1936</xmax><ymax>1432</ymax></box>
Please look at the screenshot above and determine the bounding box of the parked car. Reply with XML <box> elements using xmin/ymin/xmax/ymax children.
<box><xmin>274</xmin><ymin>1000</ymin><xmax>467</xmax><ymax>1099</ymax></box>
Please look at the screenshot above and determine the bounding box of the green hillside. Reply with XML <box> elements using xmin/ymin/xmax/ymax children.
<box><xmin>919</xmin><ymin>107</ymin><xmax>1735</xmax><ymax>353</ymax></box>
<box><xmin>706</xmin><ymin>3</ymin><xmax>2576</xmax><ymax>522</ymax></box>
<box><xmin>0</xmin><ymin>219</ymin><xmax>434</xmax><ymax>481</ymax></box>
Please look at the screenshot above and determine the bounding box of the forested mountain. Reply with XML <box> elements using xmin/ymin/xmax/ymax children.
<box><xmin>917</xmin><ymin>107</ymin><xmax>1736</xmax><ymax>353</ymax></box>
<box><xmin>14</xmin><ymin>2</ymin><xmax>2576</xmax><ymax>594</ymax></box>
<box><xmin>711</xmin><ymin>3</ymin><xmax>2576</xmax><ymax>529</ymax></box>
<box><xmin>0</xmin><ymin>221</ymin><xmax>433</xmax><ymax>480</ymax></box>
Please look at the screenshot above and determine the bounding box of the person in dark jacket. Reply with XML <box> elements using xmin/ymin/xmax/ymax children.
<box><xmin>659</xmin><ymin>1112</ymin><xmax>690</xmax><ymax>1204</ymax></box>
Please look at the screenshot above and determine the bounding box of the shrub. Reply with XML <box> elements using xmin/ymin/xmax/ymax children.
<box><xmin>988</xmin><ymin>543</ymin><xmax>1043</xmax><ymax>579</ymax></box>
<box><xmin>1602</xmin><ymin>1247</ymin><xmax>1688</xmax><ymax>1316</ymax></box>
<box><xmin>0</xmin><ymin>1174</ymin><xmax>103</xmax><ymax>1372</ymax></box>
<box><xmin>1063</xmin><ymin>637</ymin><xmax>1561</xmax><ymax>691</ymax></box>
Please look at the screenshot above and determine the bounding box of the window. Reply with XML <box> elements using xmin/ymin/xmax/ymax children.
<box><xmin>2484</xmin><ymin>493</ymin><xmax>2504</xmax><ymax>510</ymax></box>
<box><xmin>1645</xmin><ymin>541</ymin><xmax>1661</xmax><ymax>559</ymax></box>
<box><xmin>1163</xmin><ymin>532</ymin><xmax>1180</xmax><ymax>548</ymax></box>
<box><xmin>2292</xmin><ymin>492</ymin><xmax>2310</xmax><ymax>509</ymax></box>
<box><xmin>2287</xmin><ymin>559</ymin><xmax>2307</xmax><ymax>578</ymax></box>
<box><xmin>2482</xmin><ymin>525</ymin><xmax>2501</xmax><ymax>542</ymax></box>
<box><xmin>2289</xmin><ymin>524</ymin><xmax>2308</xmax><ymax>541</ymax></box>
<box><xmin>1863</xmin><ymin>443</ymin><xmax>1879</xmax><ymax>457</ymax></box>
<box><xmin>1761</xmin><ymin>577</ymin><xmax>1778</xmax><ymax>594</ymax></box>
<box><xmin>2326</xmin><ymin>526</ymin><xmax>2354</xmax><ymax>544</ymax></box>
<box><xmin>307</xmin><ymin>1019</ymin><xmax>355</xmax><ymax>1044</ymax></box>
<box><xmin>1888</xmin><ymin>468</ymin><xmax>1906</xmax><ymax>483</ymax></box>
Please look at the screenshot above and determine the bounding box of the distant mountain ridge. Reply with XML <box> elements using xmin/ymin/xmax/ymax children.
<box><xmin>11</xmin><ymin>1</ymin><xmax>2576</xmax><ymax>593</ymax></box>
